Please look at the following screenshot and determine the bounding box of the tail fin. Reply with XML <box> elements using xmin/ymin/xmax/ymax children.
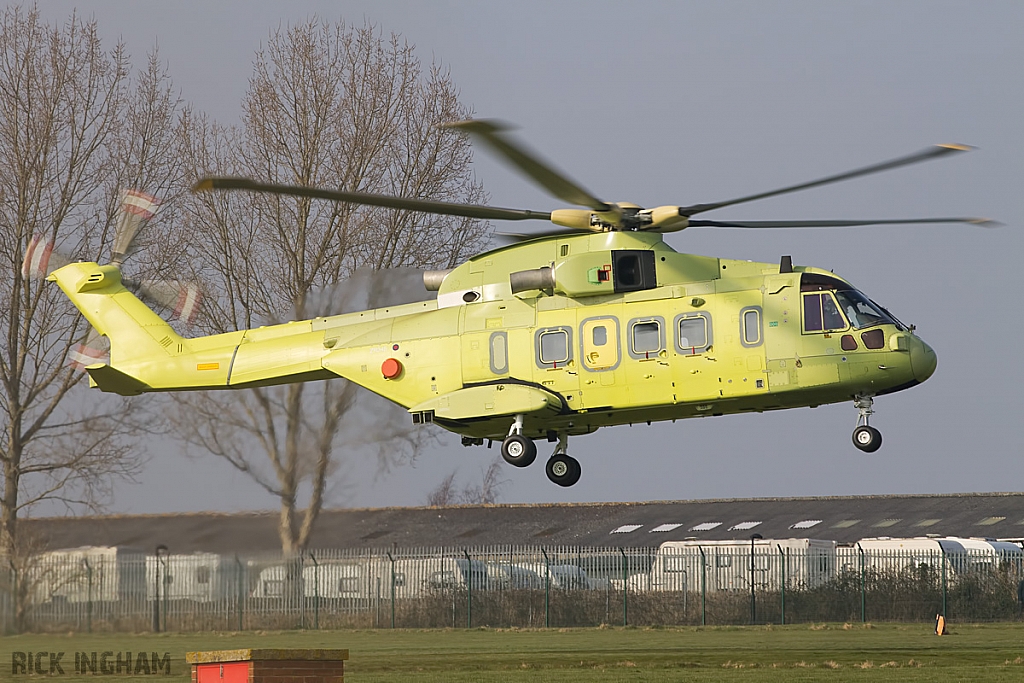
<box><xmin>49</xmin><ymin>262</ymin><xmax>186</xmax><ymax>391</ymax></box>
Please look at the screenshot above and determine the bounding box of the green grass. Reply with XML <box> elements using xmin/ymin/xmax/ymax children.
<box><xmin>3</xmin><ymin>623</ymin><xmax>1024</xmax><ymax>682</ymax></box>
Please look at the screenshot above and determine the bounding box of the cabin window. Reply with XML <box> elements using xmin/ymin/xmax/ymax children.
<box><xmin>612</xmin><ymin>250</ymin><xmax>657</xmax><ymax>293</ymax></box>
<box><xmin>740</xmin><ymin>306</ymin><xmax>763</xmax><ymax>347</ymax></box>
<box><xmin>803</xmin><ymin>292</ymin><xmax>847</xmax><ymax>333</ymax></box>
<box><xmin>394</xmin><ymin>572</ymin><xmax>406</xmax><ymax>587</ymax></box>
<box><xmin>592</xmin><ymin>325</ymin><xmax>607</xmax><ymax>346</ymax></box>
<box><xmin>195</xmin><ymin>567</ymin><xmax>211</xmax><ymax>585</ymax></box>
<box><xmin>489</xmin><ymin>331</ymin><xmax>508</xmax><ymax>374</ymax></box>
<box><xmin>628</xmin><ymin>317</ymin><xmax>665</xmax><ymax>359</ymax></box>
<box><xmin>675</xmin><ymin>312</ymin><xmax>712</xmax><ymax>354</ymax></box>
<box><xmin>264</xmin><ymin>580</ymin><xmax>283</xmax><ymax>597</ymax></box>
<box><xmin>339</xmin><ymin>577</ymin><xmax>359</xmax><ymax>593</ymax></box>
<box><xmin>535</xmin><ymin>327</ymin><xmax>572</xmax><ymax>368</ymax></box>
<box><xmin>716</xmin><ymin>555</ymin><xmax>732</xmax><ymax>568</ymax></box>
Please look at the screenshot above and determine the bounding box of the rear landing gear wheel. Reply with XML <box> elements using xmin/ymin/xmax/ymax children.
<box><xmin>501</xmin><ymin>434</ymin><xmax>537</xmax><ymax>467</ymax></box>
<box><xmin>546</xmin><ymin>453</ymin><xmax>581</xmax><ymax>487</ymax></box>
<box><xmin>852</xmin><ymin>425</ymin><xmax>882</xmax><ymax>453</ymax></box>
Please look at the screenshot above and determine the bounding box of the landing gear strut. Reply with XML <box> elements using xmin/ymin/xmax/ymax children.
<box><xmin>545</xmin><ymin>433</ymin><xmax>581</xmax><ymax>487</ymax></box>
<box><xmin>501</xmin><ymin>414</ymin><xmax>537</xmax><ymax>467</ymax></box>
<box><xmin>852</xmin><ymin>396</ymin><xmax>882</xmax><ymax>453</ymax></box>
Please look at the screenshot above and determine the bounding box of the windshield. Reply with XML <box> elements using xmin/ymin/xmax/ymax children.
<box><xmin>833</xmin><ymin>290</ymin><xmax>900</xmax><ymax>330</ymax></box>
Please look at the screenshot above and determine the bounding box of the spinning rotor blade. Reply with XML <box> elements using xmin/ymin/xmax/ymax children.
<box><xmin>677</xmin><ymin>144</ymin><xmax>973</xmax><ymax>217</ymax></box>
<box><xmin>21</xmin><ymin>235</ymin><xmax>71</xmax><ymax>280</ymax></box>
<box><xmin>192</xmin><ymin>177</ymin><xmax>551</xmax><ymax>222</ymax></box>
<box><xmin>687</xmin><ymin>216</ymin><xmax>996</xmax><ymax>229</ymax></box>
<box><xmin>131</xmin><ymin>280</ymin><xmax>203</xmax><ymax>324</ymax></box>
<box><xmin>443</xmin><ymin>119</ymin><xmax>613</xmax><ymax>213</ymax></box>
<box><xmin>69</xmin><ymin>328</ymin><xmax>109</xmax><ymax>370</ymax></box>
<box><xmin>111</xmin><ymin>190</ymin><xmax>161</xmax><ymax>264</ymax></box>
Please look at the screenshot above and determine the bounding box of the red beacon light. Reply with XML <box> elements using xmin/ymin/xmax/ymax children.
<box><xmin>381</xmin><ymin>358</ymin><xmax>402</xmax><ymax>379</ymax></box>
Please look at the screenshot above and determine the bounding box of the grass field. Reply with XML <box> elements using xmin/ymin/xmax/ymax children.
<box><xmin>3</xmin><ymin>623</ymin><xmax>1024</xmax><ymax>682</ymax></box>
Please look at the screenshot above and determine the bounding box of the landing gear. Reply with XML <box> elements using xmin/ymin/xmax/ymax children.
<box><xmin>545</xmin><ymin>433</ymin><xmax>581</xmax><ymax>487</ymax></box>
<box><xmin>501</xmin><ymin>414</ymin><xmax>537</xmax><ymax>467</ymax></box>
<box><xmin>852</xmin><ymin>396</ymin><xmax>882</xmax><ymax>453</ymax></box>
<box><xmin>501</xmin><ymin>434</ymin><xmax>537</xmax><ymax>467</ymax></box>
<box><xmin>546</xmin><ymin>453</ymin><xmax>581</xmax><ymax>487</ymax></box>
<box><xmin>501</xmin><ymin>418</ymin><xmax>583</xmax><ymax>486</ymax></box>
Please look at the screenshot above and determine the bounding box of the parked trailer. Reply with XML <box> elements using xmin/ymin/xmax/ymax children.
<box><xmin>518</xmin><ymin>563</ymin><xmax>589</xmax><ymax>589</ymax></box>
<box><xmin>146</xmin><ymin>553</ymin><xmax>243</xmax><ymax>602</ymax></box>
<box><xmin>252</xmin><ymin>556</ymin><xmax>489</xmax><ymax>600</ymax></box>
<box><xmin>29</xmin><ymin>546</ymin><xmax>145</xmax><ymax>604</ymax></box>
<box><xmin>851</xmin><ymin>537</ymin><xmax>1024</xmax><ymax>578</ymax></box>
<box><xmin>631</xmin><ymin>538</ymin><xmax>837</xmax><ymax>592</ymax></box>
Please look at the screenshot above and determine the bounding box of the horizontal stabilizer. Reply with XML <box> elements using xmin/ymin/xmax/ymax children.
<box><xmin>85</xmin><ymin>364</ymin><xmax>150</xmax><ymax>396</ymax></box>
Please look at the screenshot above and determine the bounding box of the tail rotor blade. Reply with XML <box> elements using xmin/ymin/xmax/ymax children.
<box><xmin>69</xmin><ymin>328</ymin><xmax>109</xmax><ymax>371</ymax></box>
<box><xmin>111</xmin><ymin>189</ymin><xmax>161</xmax><ymax>265</ymax></box>
<box><xmin>135</xmin><ymin>280</ymin><xmax>203</xmax><ymax>324</ymax></box>
<box><xmin>22</xmin><ymin>235</ymin><xmax>72</xmax><ymax>280</ymax></box>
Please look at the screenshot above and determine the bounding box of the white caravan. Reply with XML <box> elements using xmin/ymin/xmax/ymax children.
<box><xmin>29</xmin><ymin>546</ymin><xmax>146</xmax><ymax>604</ymax></box>
<box><xmin>851</xmin><ymin>537</ymin><xmax>1024</xmax><ymax>577</ymax></box>
<box><xmin>252</xmin><ymin>556</ymin><xmax>489</xmax><ymax>600</ymax></box>
<box><xmin>634</xmin><ymin>538</ymin><xmax>837</xmax><ymax>593</ymax></box>
<box><xmin>146</xmin><ymin>553</ymin><xmax>242</xmax><ymax>602</ymax></box>
<box><xmin>517</xmin><ymin>563</ymin><xmax>589</xmax><ymax>590</ymax></box>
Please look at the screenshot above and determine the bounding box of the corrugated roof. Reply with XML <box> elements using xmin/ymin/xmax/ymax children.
<box><xmin>20</xmin><ymin>492</ymin><xmax>1024</xmax><ymax>553</ymax></box>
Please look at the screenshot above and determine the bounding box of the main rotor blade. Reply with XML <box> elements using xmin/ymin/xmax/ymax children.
<box><xmin>193</xmin><ymin>177</ymin><xmax>550</xmax><ymax>222</ymax></box>
<box><xmin>495</xmin><ymin>228</ymin><xmax>583</xmax><ymax>242</ymax></box>
<box><xmin>444</xmin><ymin>120</ymin><xmax>613</xmax><ymax>213</ymax></box>
<box><xmin>678</xmin><ymin>144</ymin><xmax>973</xmax><ymax>217</ymax></box>
<box><xmin>687</xmin><ymin>216</ymin><xmax>997</xmax><ymax>229</ymax></box>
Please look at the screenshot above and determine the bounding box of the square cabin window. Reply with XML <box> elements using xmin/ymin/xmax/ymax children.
<box><xmin>678</xmin><ymin>316</ymin><xmax>707</xmax><ymax>350</ymax></box>
<box><xmin>632</xmin><ymin>321</ymin><xmax>662</xmax><ymax>354</ymax></box>
<box><xmin>592</xmin><ymin>325</ymin><xmax>608</xmax><ymax>346</ymax></box>
<box><xmin>539</xmin><ymin>330</ymin><xmax>569</xmax><ymax>364</ymax></box>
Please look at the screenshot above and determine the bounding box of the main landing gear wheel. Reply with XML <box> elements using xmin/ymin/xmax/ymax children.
<box><xmin>852</xmin><ymin>425</ymin><xmax>882</xmax><ymax>453</ymax></box>
<box><xmin>501</xmin><ymin>434</ymin><xmax>537</xmax><ymax>467</ymax></box>
<box><xmin>546</xmin><ymin>453</ymin><xmax>581</xmax><ymax>487</ymax></box>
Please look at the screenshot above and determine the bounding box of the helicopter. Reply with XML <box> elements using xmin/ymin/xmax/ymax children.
<box><xmin>45</xmin><ymin>120</ymin><xmax>990</xmax><ymax>487</ymax></box>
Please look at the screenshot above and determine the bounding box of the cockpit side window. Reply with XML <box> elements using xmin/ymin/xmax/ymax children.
<box><xmin>834</xmin><ymin>290</ymin><xmax>899</xmax><ymax>330</ymax></box>
<box><xmin>803</xmin><ymin>292</ymin><xmax>847</xmax><ymax>333</ymax></box>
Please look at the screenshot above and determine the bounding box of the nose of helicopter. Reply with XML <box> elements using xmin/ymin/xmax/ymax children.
<box><xmin>909</xmin><ymin>335</ymin><xmax>937</xmax><ymax>383</ymax></box>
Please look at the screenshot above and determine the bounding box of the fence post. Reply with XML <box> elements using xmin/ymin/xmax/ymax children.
<box><xmin>463</xmin><ymin>550</ymin><xmax>472</xmax><ymax>629</ymax></box>
<box><xmin>542</xmin><ymin>548</ymin><xmax>551</xmax><ymax>628</ymax></box>
<box><xmin>857</xmin><ymin>543</ymin><xmax>865</xmax><ymax>623</ymax></box>
<box><xmin>235</xmin><ymin>555</ymin><xmax>243</xmax><ymax>631</ymax></box>
<box><xmin>699</xmin><ymin>546</ymin><xmax>706</xmax><ymax>627</ymax></box>
<box><xmin>940</xmin><ymin>546</ymin><xmax>947</xmax><ymax>619</ymax></box>
<box><xmin>387</xmin><ymin>552</ymin><xmax>396</xmax><ymax>629</ymax></box>
<box><xmin>309</xmin><ymin>552</ymin><xmax>319</xmax><ymax>630</ymax></box>
<box><xmin>83</xmin><ymin>558</ymin><xmax>93</xmax><ymax>634</ymax></box>
<box><xmin>618</xmin><ymin>548</ymin><xmax>628</xmax><ymax>627</ymax></box>
<box><xmin>777</xmin><ymin>545</ymin><xmax>785</xmax><ymax>626</ymax></box>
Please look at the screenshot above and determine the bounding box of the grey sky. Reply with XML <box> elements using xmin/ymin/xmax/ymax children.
<box><xmin>31</xmin><ymin>1</ymin><xmax>1024</xmax><ymax>513</ymax></box>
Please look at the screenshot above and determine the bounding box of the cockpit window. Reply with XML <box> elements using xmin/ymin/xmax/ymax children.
<box><xmin>803</xmin><ymin>292</ymin><xmax>847</xmax><ymax>332</ymax></box>
<box><xmin>834</xmin><ymin>290</ymin><xmax>899</xmax><ymax>330</ymax></box>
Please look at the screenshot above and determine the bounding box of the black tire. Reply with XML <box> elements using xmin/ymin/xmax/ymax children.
<box><xmin>852</xmin><ymin>425</ymin><xmax>882</xmax><ymax>453</ymax></box>
<box><xmin>546</xmin><ymin>454</ymin><xmax>582</xmax><ymax>487</ymax></box>
<box><xmin>501</xmin><ymin>434</ymin><xmax>537</xmax><ymax>467</ymax></box>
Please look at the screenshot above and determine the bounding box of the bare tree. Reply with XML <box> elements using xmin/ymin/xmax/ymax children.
<box><xmin>174</xmin><ymin>19</ymin><xmax>488</xmax><ymax>553</ymax></box>
<box><xmin>0</xmin><ymin>7</ymin><xmax>187</xmax><ymax>558</ymax></box>
<box><xmin>425</xmin><ymin>458</ymin><xmax>508</xmax><ymax>507</ymax></box>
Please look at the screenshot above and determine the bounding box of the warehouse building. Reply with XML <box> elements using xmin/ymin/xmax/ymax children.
<box><xmin>22</xmin><ymin>492</ymin><xmax>1024</xmax><ymax>553</ymax></box>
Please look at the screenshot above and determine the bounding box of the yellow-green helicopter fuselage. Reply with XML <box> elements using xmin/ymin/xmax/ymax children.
<box><xmin>49</xmin><ymin>231</ymin><xmax>936</xmax><ymax>446</ymax></box>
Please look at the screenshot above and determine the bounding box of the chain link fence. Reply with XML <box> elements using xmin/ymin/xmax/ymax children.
<box><xmin>2</xmin><ymin>542</ymin><xmax>1022</xmax><ymax>633</ymax></box>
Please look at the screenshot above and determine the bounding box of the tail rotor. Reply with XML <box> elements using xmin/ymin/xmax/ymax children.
<box><xmin>23</xmin><ymin>189</ymin><xmax>203</xmax><ymax>370</ymax></box>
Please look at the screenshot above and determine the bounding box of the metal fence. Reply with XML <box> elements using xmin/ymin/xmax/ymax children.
<box><xmin>2</xmin><ymin>544</ymin><xmax>1023</xmax><ymax>633</ymax></box>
